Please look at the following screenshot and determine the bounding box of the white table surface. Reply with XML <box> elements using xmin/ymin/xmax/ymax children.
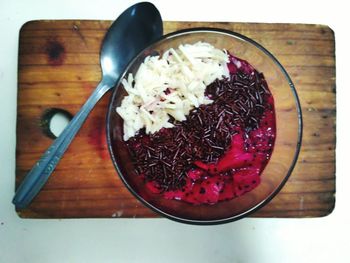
<box><xmin>0</xmin><ymin>0</ymin><xmax>348</xmax><ymax>262</ymax></box>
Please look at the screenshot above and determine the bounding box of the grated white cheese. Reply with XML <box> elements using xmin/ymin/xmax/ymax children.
<box><xmin>116</xmin><ymin>42</ymin><xmax>230</xmax><ymax>141</ymax></box>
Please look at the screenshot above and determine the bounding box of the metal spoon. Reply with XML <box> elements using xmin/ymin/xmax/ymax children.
<box><xmin>13</xmin><ymin>2</ymin><xmax>163</xmax><ymax>209</ymax></box>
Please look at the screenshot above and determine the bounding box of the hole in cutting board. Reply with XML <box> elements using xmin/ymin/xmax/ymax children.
<box><xmin>40</xmin><ymin>108</ymin><xmax>73</xmax><ymax>139</ymax></box>
<box><xmin>50</xmin><ymin>112</ymin><xmax>71</xmax><ymax>137</ymax></box>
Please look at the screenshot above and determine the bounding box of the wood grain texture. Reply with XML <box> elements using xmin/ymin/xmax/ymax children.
<box><xmin>16</xmin><ymin>20</ymin><xmax>335</xmax><ymax>218</ymax></box>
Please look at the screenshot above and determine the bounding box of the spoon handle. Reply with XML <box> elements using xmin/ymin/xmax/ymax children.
<box><xmin>13</xmin><ymin>81</ymin><xmax>111</xmax><ymax>209</ymax></box>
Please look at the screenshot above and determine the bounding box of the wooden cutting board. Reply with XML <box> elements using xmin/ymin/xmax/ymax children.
<box><xmin>16</xmin><ymin>20</ymin><xmax>336</xmax><ymax>218</ymax></box>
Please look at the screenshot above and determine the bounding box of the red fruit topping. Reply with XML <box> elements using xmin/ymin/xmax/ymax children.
<box><xmin>126</xmin><ymin>54</ymin><xmax>276</xmax><ymax>205</ymax></box>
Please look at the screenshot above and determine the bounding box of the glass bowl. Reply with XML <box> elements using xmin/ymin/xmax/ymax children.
<box><xmin>106</xmin><ymin>28</ymin><xmax>302</xmax><ymax>224</ymax></box>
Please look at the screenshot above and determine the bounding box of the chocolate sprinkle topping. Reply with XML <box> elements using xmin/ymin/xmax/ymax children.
<box><xmin>127</xmin><ymin>69</ymin><xmax>270</xmax><ymax>192</ymax></box>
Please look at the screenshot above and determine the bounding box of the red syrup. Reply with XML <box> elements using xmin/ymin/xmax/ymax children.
<box><xmin>125</xmin><ymin>54</ymin><xmax>276</xmax><ymax>205</ymax></box>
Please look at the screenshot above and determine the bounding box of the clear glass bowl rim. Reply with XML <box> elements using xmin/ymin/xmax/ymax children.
<box><xmin>106</xmin><ymin>27</ymin><xmax>303</xmax><ymax>225</ymax></box>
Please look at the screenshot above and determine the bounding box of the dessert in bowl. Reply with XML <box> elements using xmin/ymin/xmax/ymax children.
<box><xmin>107</xmin><ymin>28</ymin><xmax>302</xmax><ymax>224</ymax></box>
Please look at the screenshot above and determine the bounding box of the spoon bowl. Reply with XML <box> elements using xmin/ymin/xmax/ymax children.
<box><xmin>13</xmin><ymin>2</ymin><xmax>163</xmax><ymax>209</ymax></box>
<box><xmin>100</xmin><ymin>2</ymin><xmax>163</xmax><ymax>86</ymax></box>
